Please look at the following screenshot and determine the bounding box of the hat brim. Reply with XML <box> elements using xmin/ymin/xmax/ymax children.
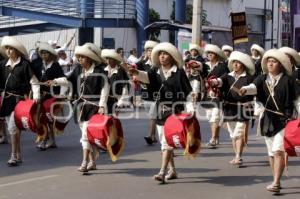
<box><xmin>38</xmin><ymin>43</ymin><xmax>58</xmax><ymax>58</ymax></box>
<box><xmin>189</xmin><ymin>44</ymin><xmax>203</xmax><ymax>55</ymax></box>
<box><xmin>144</xmin><ymin>40</ymin><xmax>159</xmax><ymax>50</ymax></box>
<box><xmin>101</xmin><ymin>49</ymin><xmax>123</xmax><ymax>63</ymax></box>
<box><xmin>1</xmin><ymin>36</ymin><xmax>29</xmax><ymax>59</ymax></box>
<box><xmin>228</xmin><ymin>51</ymin><xmax>255</xmax><ymax>75</ymax></box>
<box><xmin>204</xmin><ymin>44</ymin><xmax>226</xmax><ymax>60</ymax></box>
<box><xmin>151</xmin><ymin>42</ymin><xmax>183</xmax><ymax>67</ymax></box>
<box><xmin>279</xmin><ymin>47</ymin><xmax>300</xmax><ymax>66</ymax></box>
<box><xmin>262</xmin><ymin>49</ymin><xmax>292</xmax><ymax>75</ymax></box>
<box><xmin>251</xmin><ymin>44</ymin><xmax>265</xmax><ymax>56</ymax></box>
<box><xmin>74</xmin><ymin>46</ymin><xmax>103</xmax><ymax>64</ymax></box>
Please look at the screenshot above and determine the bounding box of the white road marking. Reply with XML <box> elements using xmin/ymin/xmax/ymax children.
<box><xmin>0</xmin><ymin>175</ymin><xmax>58</xmax><ymax>188</ymax></box>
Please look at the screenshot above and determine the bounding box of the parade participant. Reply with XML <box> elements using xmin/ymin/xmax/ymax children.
<box><xmin>136</xmin><ymin>40</ymin><xmax>159</xmax><ymax>145</ymax></box>
<box><xmin>203</xmin><ymin>44</ymin><xmax>228</xmax><ymax>148</ymax></box>
<box><xmin>279</xmin><ymin>47</ymin><xmax>300</xmax><ymax>99</ymax></box>
<box><xmin>0</xmin><ymin>47</ymin><xmax>8</xmax><ymax>144</ymax></box>
<box><xmin>250</xmin><ymin>44</ymin><xmax>265</xmax><ymax>77</ymax></box>
<box><xmin>0</xmin><ymin>36</ymin><xmax>40</xmax><ymax>166</ymax></box>
<box><xmin>127</xmin><ymin>48</ymin><xmax>139</xmax><ymax>64</ymax></box>
<box><xmin>49</xmin><ymin>43</ymin><xmax>108</xmax><ymax>172</ymax></box>
<box><xmin>240</xmin><ymin>49</ymin><xmax>294</xmax><ymax>193</ymax></box>
<box><xmin>128</xmin><ymin>42</ymin><xmax>194</xmax><ymax>183</ymax></box>
<box><xmin>33</xmin><ymin>42</ymin><xmax>65</xmax><ymax>150</ymax></box>
<box><xmin>101</xmin><ymin>49</ymin><xmax>130</xmax><ymax>114</ymax></box>
<box><xmin>210</xmin><ymin>51</ymin><xmax>255</xmax><ymax>166</ymax></box>
<box><xmin>221</xmin><ymin>45</ymin><xmax>233</xmax><ymax>59</ymax></box>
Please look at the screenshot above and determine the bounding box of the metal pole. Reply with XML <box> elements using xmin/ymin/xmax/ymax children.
<box><xmin>136</xmin><ymin>0</ymin><xmax>149</xmax><ymax>56</ymax></box>
<box><xmin>271</xmin><ymin>0</ymin><xmax>274</xmax><ymax>48</ymax></box>
<box><xmin>78</xmin><ymin>0</ymin><xmax>94</xmax><ymax>45</ymax></box>
<box><xmin>192</xmin><ymin>0</ymin><xmax>202</xmax><ymax>44</ymax></box>
<box><xmin>263</xmin><ymin>0</ymin><xmax>267</xmax><ymax>48</ymax></box>
<box><xmin>175</xmin><ymin>0</ymin><xmax>186</xmax><ymax>47</ymax></box>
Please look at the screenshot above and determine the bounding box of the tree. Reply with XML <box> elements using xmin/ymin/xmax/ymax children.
<box><xmin>148</xmin><ymin>8</ymin><xmax>161</xmax><ymax>41</ymax></box>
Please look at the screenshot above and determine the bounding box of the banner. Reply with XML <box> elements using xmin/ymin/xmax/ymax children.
<box><xmin>231</xmin><ymin>12</ymin><xmax>248</xmax><ymax>44</ymax></box>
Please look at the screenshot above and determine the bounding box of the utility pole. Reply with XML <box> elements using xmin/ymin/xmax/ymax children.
<box><xmin>191</xmin><ymin>0</ymin><xmax>202</xmax><ymax>44</ymax></box>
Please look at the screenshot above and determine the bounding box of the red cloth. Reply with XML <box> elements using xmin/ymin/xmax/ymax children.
<box><xmin>14</xmin><ymin>100</ymin><xmax>47</xmax><ymax>135</ymax></box>
<box><xmin>87</xmin><ymin>114</ymin><xmax>125</xmax><ymax>162</ymax></box>
<box><xmin>164</xmin><ymin>114</ymin><xmax>201</xmax><ymax>157</ymax></box>
<box><xmin>284</xmin><ymin>119</ymin><xmax>300</xmax><ymax>157</ymax></box>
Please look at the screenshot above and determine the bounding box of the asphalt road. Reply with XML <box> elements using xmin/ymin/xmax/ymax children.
<box><xmin>0</xmin><ymin>109</ymin><xmax>299</xmax><ymax>199</ymax></box>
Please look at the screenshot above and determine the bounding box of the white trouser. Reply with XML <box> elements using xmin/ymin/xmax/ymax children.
<box><xmin>5</xmin><ymin>112</ymin><xmax>19</xmax><ymax>135</ymax></box>
<box><xmin>79</xmin><ymin>121</ymin><xmax>92</xmax><ymax>150</ymax></box>
<box><xmin>264</xmin><ymin>129</ymin><xmax>284</xmax><ymax>157</ymax></box>
<box><xmin>156</xmin><ymin>125</ymin><xmax>173</xmax><ymax>151</ymax></box>
<box><xmin>226</xmin><ymin>121</ymin><xmax>246</xmax><ymax>139</ymax></box>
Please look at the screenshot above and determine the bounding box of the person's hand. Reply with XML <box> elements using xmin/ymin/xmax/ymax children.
<box><xmin>239</xmin><ymin>88</ymin><xmax>247</xmax><ymax>96</ymax></box>
<box><xmin>128</xmin><ymin>65</ymin><xmax>139</xmax><ymax>76</ymax></box>
<box><xmin>188</xmin><ymin>60</ymin><xmax>202</xmax><ymax>69</ymax></box>
<box><xmin>98</xmin><ymin>106</ymin><xmax>105</xmax><ymax>115</ymax></box>
<box><xmin>191</xmin><ymin>92</ymin><xmax>198</xmax><ymax>102</ymax></box>
<box><xmin>33</xmin><ymin>98</ymin><xmax>41</xmax><ymax>104</ymax></box>
<box><xmin>46</xmin><ymin>80</ymin><xmax>54</xmax><ymax>86</ymax></box>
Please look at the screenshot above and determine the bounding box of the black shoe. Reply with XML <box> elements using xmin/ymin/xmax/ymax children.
<box><xmin>144</xmin><ymin>136</ymin><xmax>154</xmax><ymax>145</ymax></box>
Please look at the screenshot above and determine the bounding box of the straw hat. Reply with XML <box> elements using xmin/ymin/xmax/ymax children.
<box><xmin>1</xmin><ymin>36</ymin><xmax>28</xmax><ymax>59</ymax></box>
<box><xmin>38</xmin><ymin>42</ymin><xmax>58</xmax><ymax>58</ymax></box>
<box><xmin>189</xmin><ymin>43</ymin><xmax>203</xmax><ymax>55</ymax></box>
<box><xmin>251</xmin><ymin>44</ymin><xmax>265</xmax><ymax>56</ymax></box>
<box><xmin>204</xmin><ymin>44</ymin><xmax>226</xmax><ymax>60</ymax></box>
<box><xmin>279</xmin><ymin>47</ymin><xmax>300</xmax><ymax>66</ymax></box>
<box><xmin>228</xmin><ymin>51</ymin><xmax>255</xmax><ymax>75</ymax></box>
<box><xmin>101</xmin><ymin>49</ymin><xmax>123</xmax><ymax>63</ymax></box>
<box><xmin>74</xmin><ymin>45</ymin><xmax>103</xmax><ymax>64</ymax></box>
<box><xmin>221</xmin><ymin>45</ymin><xmax>233</xmax><ymax>52</ymax></box>
<box><xmin>261</xmin><ymin>49</ymin><xmax>292</xmax><ymax>75</ymax></box>
<box><xmin>151</xmin><ymin>42</ymin><xmax>183</xmax><ymax>67</ymax></box>
<box><xmin>83</xmin><ymin>43</ymin><xmax>104</xmax><ymax>64</ymax></box>
<box><xmin>144</xmin><ymin>40</ymin><xmax>159</xmax><ymax>50</ymax></box>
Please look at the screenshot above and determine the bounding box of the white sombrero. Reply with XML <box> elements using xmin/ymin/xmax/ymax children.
<box><xmin>189</xmin><ymin>43</ymin><xmax>203</xmax><ymax>55</ymax></box>
<box><xmin>204</xmin><ymin>44</ymin><xmax>226</xmax><ymax>60</ymax></box>
<box><xmin>83</xmin><ymin>43</ymin><xmax>105</xmax><ymax>64</ymax></box>
<box><xmin>228</xmin><ymin>51</ymin><xmax>255</xmax><ymax>75</ymax></box>
<box><xmin>144</xmin><ymin>40</ymin><xmax>159</xmax><ymax>50</ymax></box>
<box><xmin>262</xmin><ymin>49</ymin><xmax>292</xmax><ymax>75</ymax></box>
<box><xmin>151</xmin><ymin>42</ymin><xmax>183</xmax><ymax>68</ymax></box>
<box><xmin>101</xmin><ymin>49</ymin><xmax>123</xmax><ymax>63</ymax></box>
<box><xmin>222</xmin><ymin>45</ymin><xmax>233</xmax><ymax>52</ymax></box>
<box><xmin>279</xmin><ymin>47</ymin><xmax>300</xmax><ymax>66</ymax></box>
<box><xmin>74</xmin><ymin>45</ymin><xmax>103</xmax><ymax>64</ymax></box>
<box><xmin>38</xmin><ymin>42</ymin><xmax>58</xmax><ymax>57</ymax></box>
<box><xmin>251</xmin><ymin>44</ymin><xmax>265</xmax><ymax>56</ymax></box>
<box><xmin>1</xmin><ymin>36</ymin><xmax>28</xmax><ymax>59</ymax></box>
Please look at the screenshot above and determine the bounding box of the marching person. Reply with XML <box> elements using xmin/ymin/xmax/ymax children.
<box><xmin>101</xmin><ymin>49</ymin><xmax>130</xmax><ymax>114</ymax></box>
<box><xmin>49</xmin><ymin>43</ymin><xmax>109</xmax><ymax>172</ymax></box>
<box><xmin>240</xmin><ymin>49</ymin><xmax>295</xmax><ymax>193</ymax></box>
<box><xmin>0</xmin><ymin>36</ymin><xmax>40</xmax><ymax>166</ymax></box>
<box><xmin>209</xmin><ymin>51</ymin><xmax>255</xmax><ymax>166</ymax></box>
<box><xmin>203</xmin><ymin>44</ymin><xmax>229</xmax><ymax>148</ymax></box>
<box><xmin>250</xmin><ymin>44</ymin><xmax>265</xmax><ymax>77</ymax></box>
<box><xmin>32</xmin><ymin>42</ymin><xmax>65</xmax><ymax>150</ymax></box>
<box><xmin>279</xmin><ymin>47</ymin><xmax>300</xmax><ymax>115</ymax></box>
<box><xmin>136</xmin><ymin>40</ymin><xmax>159</xmax><ymax>145</ymax></box>
<box><xmin>128</xmin><ymin>42</ymin><xmax>194</xmax><ymax>183</ymax></box>
<box><xmin>0</xmin><ymin>47</ymin><xmax>8</xmax><ymax>144</ymax></box>
<box><xmin>221</xmin><ymin>45</ymin><xmax>233</xmax><ymax>60</ymax></box>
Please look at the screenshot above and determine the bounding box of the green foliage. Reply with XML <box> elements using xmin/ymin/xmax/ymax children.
<box><xmin>170</xmin><ymin>3</ymin><xmax>211</xmax><ymax>25</ymax></box>
<box><xmin>148</xmin><ymin>8</ymin><xmax>161</xmax><ymax>41</ymax></box>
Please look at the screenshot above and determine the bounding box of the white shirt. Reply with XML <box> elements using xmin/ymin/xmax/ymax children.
<box><xmin>5</xmin><ymin>57</ymin><xmax>21</xmax><ymax>69</ymax></box>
